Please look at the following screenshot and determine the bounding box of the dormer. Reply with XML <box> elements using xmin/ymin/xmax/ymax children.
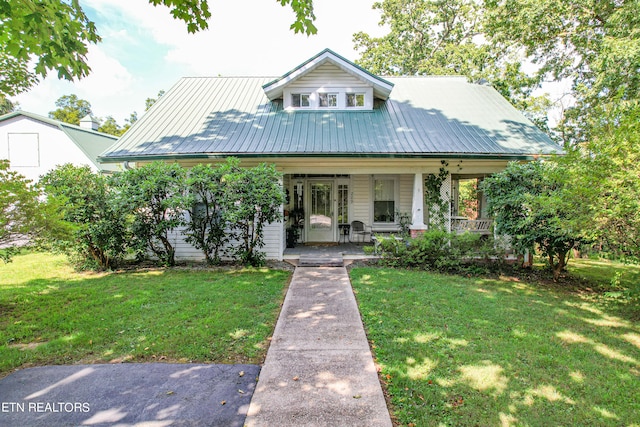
<box><xmin>262</xmin><ymin>49</ymin><xmax>394</xmax><ymax>111</ymax></box>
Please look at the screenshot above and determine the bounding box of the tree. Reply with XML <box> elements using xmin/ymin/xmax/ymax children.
<box><xmin>49</xmin><ymin>94</ymin><xmax>92</xmax><ymax>125</ymax></box>
<box><xmin>353</xmin><ymin>0</ymin><xmax>546</xmax><ymax>123</ymax></box>
<box><xmin>0</xmin><ymin>160</ymin><xmax>66</xmax><ymax>263</ymax></box>
<box><xmin>481</xmin><ymin>161</ymin><xmax>583</xmax><ymax>280</ymax></box>
<box><xmin>41</xmin><ymin>164</ymin><xmax>130</xmax><ymax>269</ymax></box>
<box><xmin>183</xmin><ymin>163</ymin><xmax>233</xmax><ymax>265</ymax></box>
<box><xmin>223</xmin><ymin>160</ymin><xmax>285</xmax><ymax>266</ymax></box>
<box><xmin>115</xmin><ymin>161</ymin><xmax>188</xmax><ymax>266</ymax></box>
<box><xmin>97</xmin><ymin>116</ymin><xmax>122</xmax><ymax>136</ymax></box>
<box><xmin>0</xmin><ymin>95</ymin><xmax>17</xmax><ymax>115</ymax></box>
<box><xmin>559</xmin><ymin>101</ymin><xmax>640</xmax><ymax>261</ymax></box>
<box><xmin>145</xmin><ymin>90</ymin><xmax>166</xmax><ymax>112</ymax></box>
<box><xmin>1</xmin><ymin>0</ymin><xmax>316</xmax><ymax>96</ymax></box>
<box><xmin>483</xmin><ymin>0</ymin><xmax>640</xmax><ymax>144</ymax></box>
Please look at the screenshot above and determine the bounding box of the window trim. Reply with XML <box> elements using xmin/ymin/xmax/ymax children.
<box><xmin>291</xmin><ymin>93</ymin><xmax>311</xmax><ymax>108</ymax></box>
<box><xmin>346</xmin><ymin>92</ymin><xmax>366</xmax><ymax>108</ymax></box>
<box><xmin>318</xmin><ymin>92</ymin><xmax>338</xmax><ymax>108</ymax></box>
<box><xmin>371</xmin><ymin>175</ymin><xmax>399</xmax><ymax>225</ymax></box>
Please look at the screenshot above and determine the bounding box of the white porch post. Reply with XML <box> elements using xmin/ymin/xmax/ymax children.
<box><xmin>410</xmin><ymin>172</ymin><xmax>427</xmax><ymax>237</ymax></box>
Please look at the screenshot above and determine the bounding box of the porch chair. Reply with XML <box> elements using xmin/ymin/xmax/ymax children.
<box><xmin>349</xmin><ymin>220</ymin><xmax>372</xmax><ymax>244</ymax></box>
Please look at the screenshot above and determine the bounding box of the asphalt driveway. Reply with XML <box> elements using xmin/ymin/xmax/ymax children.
<box><xmin>0</xmin><ymin>363</ymin><xmax>260</xmax><ymax>426</ymax></box>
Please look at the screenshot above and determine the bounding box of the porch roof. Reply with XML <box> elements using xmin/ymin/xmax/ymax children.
<box><xmin>100</xmin><ymin>76</ymin><xmax>560</xmax><ymax>162</ymax></box>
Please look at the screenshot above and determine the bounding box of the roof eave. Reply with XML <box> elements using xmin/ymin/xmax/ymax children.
<box><xmin>98</xmin><ymin>152</ymin><xmax>558</xmax><ymax>163</ymax></box>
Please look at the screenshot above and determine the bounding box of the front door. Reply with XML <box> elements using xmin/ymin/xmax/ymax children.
<box><xmin>307</xmin><ymin>181</ymin><xmax>335</xmax><ymax>242</ymax></box>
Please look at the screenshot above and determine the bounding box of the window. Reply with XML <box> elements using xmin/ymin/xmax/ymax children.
<box><xmin>374</xmin><ymin>178</ymin><xmax>395</xmax><ymax>223</ymax></box>
<box><xmin>346</xmin><ymin>93</ymin><xmax>365</xmax><ymax>107</ymax></box>
<box><xmin>338</xmin><ymin>184</ymin><xmax>349</xmax><ymax>224</ymax></box>
<box><xmin>291</xmin><ymin>93</ymin><xmax>310</xmax><ymax>107</ymax></box>
<box><xmin>319</xmin><ymin>93</ymin><xmax>337</xmax><ymax>107</ymax></box>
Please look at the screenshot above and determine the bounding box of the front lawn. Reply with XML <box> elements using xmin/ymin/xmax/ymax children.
<box><xmin>350</xmin><ymin>261</ymin><xmax>640</xmax><ymax>426</ymax></box>
<box><xmin>0</xmin><ymin>252</ymin><xmax>290</xmax><ymax>377</ymax></box>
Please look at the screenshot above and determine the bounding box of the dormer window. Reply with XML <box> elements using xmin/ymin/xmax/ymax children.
<box><xmin>319</xmin><ymin>93</ymin><xmax>338</xmax><ymax>108</ymax></box>
<box><xmin>346</xmin><ymin>93</ymin><xmax>365</xmax><ymax>108</ymax></box>
<box><xmin>292</xmin><ymin>93</ymin><xmax>310</xmax><ymax>108</ymax></box>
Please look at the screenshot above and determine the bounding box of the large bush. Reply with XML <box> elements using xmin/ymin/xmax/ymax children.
<box><xmin>1</xmin><ymin>160</ymin><xmax>65</xmax><ymax>263</ymax></box>
<box><xmin>41</xmin><ymin>164</ymin><xmax>128</xmax><ymax>269</ymax></box>
<box><xmin>377</xmin><ymin>229</ymin><xmax>504</xmax><ymax>272</ymax></box>
<box><xmin>114</xmin><ymin>162</ymin><xmax>188</xmax><ymax>266</ymax></box>
<box><xmin>481</xmin><ymin>161</ymin><xmax>584</xmax><ymax>280</ymax></box>
<box><xmin>183</xmin><ymin>163</ymin><xmax>232</xmax><ymax>265</ymax></box>
<box><xmin>222</xmin><ymin>160</ymin><xmax>285</xmax><ymax>266</ymax></box>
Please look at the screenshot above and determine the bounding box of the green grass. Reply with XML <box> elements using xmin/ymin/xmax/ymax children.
<box><xmin>350</xmin><ymin>260</ymin><xmax>640</xmax><ymax>427</ymax></box>
<box><xmin>0</xmin><ymin>252</ymin><xmax>290</xmax><ymax>377</ymax></box>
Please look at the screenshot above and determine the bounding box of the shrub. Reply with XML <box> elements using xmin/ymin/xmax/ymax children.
<box><xmin>40</xmin><ymin>164</ymin><xmax>127</xmax><ymax>270</ymax></box>
<box><xmin>183</xmin><ymin>163</ymin><xmax>232</xmax><ymax>265</ymax></box>
<box><xmin>377</xmin><ymin>229</ymin><xmax>506</xmax><ymax>273</ymax></box>
<box><xmin>114</xmin><ymin>162</ymin><xmax>188</xmax><ymax>266</ymax></box>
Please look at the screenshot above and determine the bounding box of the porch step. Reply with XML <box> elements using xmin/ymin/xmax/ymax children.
<box><xmin>298</xmin><ymin>254</ymin><xmax>344</xmax><ymax>267</ymax></box>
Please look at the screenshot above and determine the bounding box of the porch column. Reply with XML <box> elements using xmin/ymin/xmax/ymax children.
<box><xmin>410</xmin><ymin>172</ymin><xmax>427</xmax><ymax>238</ymax></box>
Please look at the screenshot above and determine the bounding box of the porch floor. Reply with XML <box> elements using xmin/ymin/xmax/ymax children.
<box><xmin>283</xmin><ymin>242</ymin><xmax>374</xmax><ymax>260</ymax></box>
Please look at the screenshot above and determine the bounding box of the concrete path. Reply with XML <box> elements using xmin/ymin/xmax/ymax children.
<box><xmin>245</xmin><ymin>266</ymin><xmax>392</xmax><ymax>426</ymax></box>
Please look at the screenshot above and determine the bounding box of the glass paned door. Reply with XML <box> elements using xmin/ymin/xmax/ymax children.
<box><xmin>307</xmin><ymin>181</ymin><xmax>334</xmax><ymax>242</ymax></box>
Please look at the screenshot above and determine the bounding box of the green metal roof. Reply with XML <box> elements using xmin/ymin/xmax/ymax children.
<box><xmin>1</xmin><ymin>111</ymin><xmax>119</xmax><ymax>171</ymax></box>
<box><xmin>101</xmin><ymin>75</ymin><xmax>561</xmax><ymax>163</ymax></box>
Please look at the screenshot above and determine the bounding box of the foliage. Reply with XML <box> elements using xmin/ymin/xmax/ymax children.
<box><xmin>0</xmin><ymin>95</ymin><xmax>17</xmax><ymax>115</ymax></box>
<box><xmin>0</xmin><ymin>0</ymin><xmax>100</xmax><ymax>96</ymax></box>
<box><xmin>0</xmin><ymin>0</ymin><xmax>317</xmax><ymax>96</ymax></box>
<box><xmin>354</xmin><ymin>0</ymin><xmax>548</xmax><ymax>125</ymax></box>
<box><xmin>222</xmin><ymin>160</ymin><xmax>285</xmax><ymax>266</ymax></box>
<box><xmin>377</xmin><ymin>229</ymin><xmax>504</xmax><ymax>273</ymax></box>
<box><xmin>48</xmin><ymin>94</ymin><xmax>92</xmax><ymax>125</ymax></box>
<box><xmin>395</xmin><ymin>210</ymin><xmax>412</xmax><ymax>238</ymax></box>
<box><xmin>0</xmin><ymin>160</ymin><xmax>66</xmax><ymax>263</ymax></box>
<box><xmin>145</xmin><ymin>90</ymin><xmax>165</xmax><ymax>111</ymax></box>
<box><xmin>279</xmin><ymin>0</ymin><xmax>316</xmax><ymax>34</ymax></box>
<box><xmin>115</xmin><ymin>162</ymin><xmax>188</xmax><ymax>266</ymax></box>
<box><xmin>483</xmin><ymin>0</ymin><xmax>640</xmax><ymax>144</ymax></box>
<box><xmin>183</xmin><ymin>163</ymin><xmax>232</xmax><ymax>265</ymax></box>
<box><xmin>40</xmin><ymin>164</ymin><xmax>129</xmax><ymax>270</ymax></box>
<box><xmin>481</xmin><ymin>161</ymin><xmax>584</xmax><ymax>280</ymax></box>
<box><xmin>350</xmin><ymin>265</ymin><xmax>640</xmax><ymax>426</ymax></box>
<box><xmin>424</xmin><ymin>162</ymin><xmax>450</xmax><ymax>229</ymax></box>
<box><xmin>558</xmin><ymin>101</ymin><xmax>640</xmax><ymax>262</ymax></box>
<box><xmin>0</xmin><ymin>252</ymin><xmax>290</xmax><ymax>375</ymax></box>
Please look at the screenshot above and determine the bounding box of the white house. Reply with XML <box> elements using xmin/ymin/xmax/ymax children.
<box><xmin>0</xmin><ymin>111</ymin><xmax>119</xmax><ymax>182</ymax></box>
<box><xmin>99</xmin><ymin>49</ymin><xmax>561</xmax><ymax>261</ymax></box>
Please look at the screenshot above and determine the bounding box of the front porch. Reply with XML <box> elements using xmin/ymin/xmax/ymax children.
<box><xmin>283</xmin><ymin>242</ymin><xmax>373</xmax><ymax>261</ymax></box>
<box><xmin>281</xmin><ymin>172</ymin><xmax>494</xmax><ymax>257</ymax></box>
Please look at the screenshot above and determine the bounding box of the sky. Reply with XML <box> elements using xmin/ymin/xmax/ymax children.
<box><xmin>14</xmin><ymin>0</ymin><xmax>387</xmax><ymax>124</ymax></box>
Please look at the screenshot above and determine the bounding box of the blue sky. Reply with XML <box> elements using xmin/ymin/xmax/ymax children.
<box><xmin>14</xmin><ymin>0</ymin><xmax>386</xmax><ymax>123</ymax></box>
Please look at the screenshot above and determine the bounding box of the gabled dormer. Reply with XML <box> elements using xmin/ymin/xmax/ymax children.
<box><xmin>262</xmin><ymin>49</ymin><xmax>394</xmax><ymax>111</ymax></box>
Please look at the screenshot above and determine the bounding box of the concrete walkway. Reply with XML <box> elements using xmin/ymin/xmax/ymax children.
<box><xmin>245</xmin><ymin>266</ymin><xmax>392</xmax><ymax>426</ymax></box>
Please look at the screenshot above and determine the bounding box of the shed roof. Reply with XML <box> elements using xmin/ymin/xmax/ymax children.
<box><xmin>0</xmin><ymin>111</ymin><xmax>119</xmax><ymax>170</ymax></box>
<box><xmin>100</xmin><ymin>76</ymin><xmax>560</xmax><ymax>162</ymax></box>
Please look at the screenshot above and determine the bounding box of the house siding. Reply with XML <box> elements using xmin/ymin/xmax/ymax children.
<box><xmin>170</xmin><ymin>218</ymin><xmax>285</xmax><ymax>262</ymax></box>
<box><xmin>0</xmin><ymin>116</ymin><xmax>102</xmax><ymax>182</ymax></box>
<box><xmin>289</xmin><ymin>63</ymin><xmax>369</xmax><ymax>88</ymax></box>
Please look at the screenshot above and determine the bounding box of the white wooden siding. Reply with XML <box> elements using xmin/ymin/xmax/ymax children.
<box><xmin>0</xmin><ymin>117</ymin><xmax>101</xmax><ymax>182</ymax></box>
<box><xmin>171</xmin><ymin>219</ymin><xmax>285</xmax><ymax>262</ymax></box>
<box><xmin>350</xmin><ymin>174</ymin><xmax>371</xmax><ymax>224</ymax></box>
<box><xmin>290</xmin><ymin>63</ymin><xmax>369</xmax><ymax>88</ymax></box>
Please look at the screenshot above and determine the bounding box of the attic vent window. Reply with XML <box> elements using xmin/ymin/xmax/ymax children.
<box><xmin>292</xmin><ymin>93</ymin><xmax>310</xmax><ymax>107</ymax></box>
<box><xmin>346</xmin><ymin>93</ymin><xmax>365</xmax><ymax>107</ymax></box>
<box><xmin>319</xmin><ymin>93</ymin><xmax>337</xmax><ymax>108</ymax></box>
